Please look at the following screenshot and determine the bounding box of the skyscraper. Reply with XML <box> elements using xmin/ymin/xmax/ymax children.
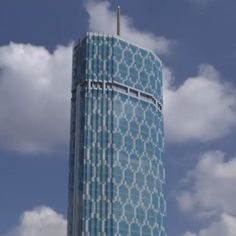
<box><xmin>67</xmin><ymin>31</ymin><xmax>166</xmax><ymax>236</ymax></box>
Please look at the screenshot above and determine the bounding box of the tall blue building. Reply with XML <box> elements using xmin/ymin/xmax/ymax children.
<box><xmin>67</xmin><ymin>32</ymin><xmax>166</xmax><ymax>236</ymax></box>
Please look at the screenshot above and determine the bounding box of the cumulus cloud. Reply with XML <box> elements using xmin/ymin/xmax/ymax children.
<box><xmin>3</xmin><ymin>206</ymin><xmax>67</xmax><ymax>236</ymax></box>
<box><xmin>164</xmin><ymin>65</ymin><xmax>236</xmax><ymax>142</ymax></box>
<box><xmin>179</xmin><ymin>151</ymin><xmax>236</xmax><ymax>235</ymax></box>
<box><xmin>177</xmin><ymin>151</ymin><xmax>236</xmax><ymax>217</ymax></box>
<box><xmin>0</xmin><ymin>43</ymin><xmax>72</xmax><ymax>154</ymax></box>
<box><xmin>183</xmin><ymin>214</ymin><xmax>236</xmax><ymax>236</ymax></box>
<box><xmin>85</xmin><ymin>0</ymin><xmax>171</xmax><ymax>54</ymax></box>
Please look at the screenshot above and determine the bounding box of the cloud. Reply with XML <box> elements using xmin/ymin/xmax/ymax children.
<box><xmin>179</xmin><ymin>151</ymin><xmax>236</xmax><ymax>235</ymax></box>
<box><xmin>183</xmin><ymin>214</ymin><xmax>236</xmax><ymax>236</ymax></box>
<box><xmin>0</xmin><ymin>42</ymin><xmax>72</xmax><ymax>154</ymax></box>
<box><xmin>164</xmin><ymin>65</ymin><xmax>236</xmax><ymax>143</ymax></box>
<box><xmin>177</xmin><ymin>151</ymin><xmax>236</xmax><ymax>217</ymax></box>
<box><xmin>85</xmin><ymin>0</ymin><xmax>171</xmax><ymax>55</ymax></box>
<box><xmin>3</xmin><ymin>206</ymin><xmax>67</xmax><ymax>236</ymax></box>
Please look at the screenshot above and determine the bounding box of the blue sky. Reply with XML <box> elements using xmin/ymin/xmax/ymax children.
<box><xmin>0</xmin><ymin>0</ymin><xmax>236</xmax><ymax>236</ymax></box>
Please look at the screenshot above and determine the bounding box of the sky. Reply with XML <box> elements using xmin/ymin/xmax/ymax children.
<box><xmin>0</xmin><ymin>0</ymin><xmax>236</xmax><ymax>235</ymax></box>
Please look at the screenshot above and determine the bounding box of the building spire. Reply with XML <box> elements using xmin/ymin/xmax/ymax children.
<box><xmin>117</xmin><ymin>4</ymin><xmax>121</xmax><ymax>36</ymax></box>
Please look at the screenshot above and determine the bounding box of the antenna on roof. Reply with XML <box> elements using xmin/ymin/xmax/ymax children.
<box><xmin>117</xmin><ymin>5</ymin><xmax>121</xmax><ymax>36</ymax></box>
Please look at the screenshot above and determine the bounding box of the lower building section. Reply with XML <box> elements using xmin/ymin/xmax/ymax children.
<box><xmin>67</xmin><ymin>84</ymin><xmax>166</xmax><ymax>236</ymax></box>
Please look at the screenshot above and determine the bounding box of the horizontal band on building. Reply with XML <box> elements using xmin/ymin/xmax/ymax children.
<box><xmin>72</xmin><ymin>80</ymin><xmax>162</xmax><ymax>111</ymax></box>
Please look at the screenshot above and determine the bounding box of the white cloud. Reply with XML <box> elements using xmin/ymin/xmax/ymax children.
<box><xmin>85</xmin><ymin>0</ymin><xmax>171</xmax><ymax>55</ymax></box>
<box><xmin>177</xmin><ymin>151</ymin><xmax>236</xmax><ymax>217</ymax></box>
<box><xmin>164</xmin><ymin>65</ymin><xmax>236</xmax><ymax>143</ymax></box>
<box><xmin>179</xmin><ymin>151</ymin><xmax>236</xmax><ymax>235</ymax></box>
<box><xmin>0</xmin><ymin>42</ymin><xmax>72</xmax><ymax>154</ymax></box>
<box><xmin>183</xmin><ymin>214</ymin><xmax>236</xmax><ymax>236</ymax></box>
<box><xmin>3</xmin><ymin>206</ymin><xmax>67</xmax><ymax>236</ymax></box>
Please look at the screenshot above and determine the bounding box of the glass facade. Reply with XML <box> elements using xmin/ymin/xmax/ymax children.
<box><xmin>67</xmin><ymin>32</ymin><xmax>166</xmax><ymax>236</ymax></box>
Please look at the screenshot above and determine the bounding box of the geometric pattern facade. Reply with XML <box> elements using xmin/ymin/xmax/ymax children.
<box><xmin>67</xmin><ymin>32</ymin><xmax>166</xmax><ymax>236</ymax></box>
